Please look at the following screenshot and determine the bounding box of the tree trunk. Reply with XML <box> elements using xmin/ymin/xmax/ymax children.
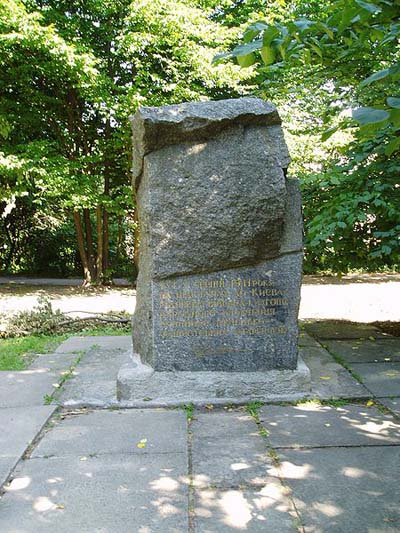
<box><xmin>96</xmin><ymin>206</ymin><xmax>103</xmax><ymax>283</ymax></box>
<box><xmin>102</xmin><ymin>115</ymin><xmax>111</xmax><ymax>276</ymax></box>
<box><xmin>102</xmin><ymin>207</ymin><xmax>109</xmax><ymax>274</ymax></box>
<box><xmin>116</xmin><ymin>215</ymin><xmax>123</xmax><ymax>264</ymax></box>
<box><xmin>73</xmin><ymin>210</ymin><xmax>91</xmax><ymax>285</ymax></box>
<box><xmin>83</xmin><ymin>208</ymin><xmax>96</xmax><ymax>280</ymax></box>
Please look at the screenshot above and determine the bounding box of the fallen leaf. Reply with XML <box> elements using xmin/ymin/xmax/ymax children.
<box><xmin>56</xmin><ymin>504</ymin><xmax>65</xmax><ymax>509</ymax></box>
<box><xmin>385</xmin><ymin>372</ymin><xmax>398</xmax><ymax>377</ymax></box>
<box><xmin>320</xmin><ymin>376</ymin><xmax>331</xmax><ymax>380</ymax></box>
<box><xmin>137</xmin><ymin>438</ymin><xmax>147</xmax><ymax>449</ymax></box>
<box><xmin>205</xmin><ymin>404</ymin><xmax>214</xmax><ymax>410</ymax></box>
<box><xmin>369</xmin><ymin>336</ymin><xmax>375</xmax><ymax>341</ymax></box>
<box><xmin>366</xmin><ymin>400</ymin><xmax>374</xmax><ymax>407</ymax></box>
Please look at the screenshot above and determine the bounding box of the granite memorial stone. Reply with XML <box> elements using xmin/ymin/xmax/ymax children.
<box><xmin>117</xmin><ymin>97</ymin><xmax>310</xmax><ymax>405</ymax></box>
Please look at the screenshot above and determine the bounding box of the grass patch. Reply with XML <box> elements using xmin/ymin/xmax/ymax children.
<box><xmin>0</xmin><ymin>334</ymin><xmax>68</xmax><ymax>371</ymax></box>
<box><xmin>0</xmin><ymin>324</ymin><xmax>130</xmax><ymax>371</ymax></box>
<box><xmin>78</xmin><ymin>325</ymin><xmax>130</xmax><ymax>336</ymax></box>
<box><xmin>245</xmin><ymin>400</ymin><xmax>264</xmax><ymax>418</ymax></box>
<box><xmin>183</xmin><ymin>403</ymin><xmax>194</xmax><ymax>422</ymax></box>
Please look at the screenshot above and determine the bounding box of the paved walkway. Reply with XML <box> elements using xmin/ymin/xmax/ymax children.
<box><xmin>0</xmin><ymin>324</ymin><xmax>399</xmax><ymax>531</ymax></box>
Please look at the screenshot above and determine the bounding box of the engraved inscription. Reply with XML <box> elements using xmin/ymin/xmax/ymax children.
<box><xmin>157</xmin><ymin>273</ymin><xmax>288</xmax><ymax>339</ymax></box>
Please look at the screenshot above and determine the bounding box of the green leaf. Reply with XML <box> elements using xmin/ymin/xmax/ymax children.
<box><xmin>309</xmin><ymin>42</ymin><xmax>322</xmax><ymax>58</ymax></box>
<box><xmin>354</xmin><ymin>0</ymin><xmax>382</xmax><ymax>13</ymax></box>
<box><xmin>387</xmin><ymin>97</ymin><xmax>400</xmax><ymax>109</ymax></box>
<box><xmin>389</xmin><ymin>109</ymin><xmax>400</xmax><ymax>127</ymax></box>
<box><xmin>237</xmin><ymin>52</ymin><xmax>256</xmax><ymax>67</ymax></box>
<box><xmin>360</xmin><ymin>68</ymin><xmax>389</xmax><ymax>87</ymax></box>
<box><xmin>321</xmin><ymin>125</ymin><xmax>339</xmax><ymax>142</ymax></box>
<box><xmin>262</xmin><ymin>26</ymin><xmax>280</xmax><ymax>46</ymax></box>
<box><xmin>244</xmin><ymin>22</ymin><xmax>268</xmax><ymax>43</ymax></box>
<box><xmin>352</xmin><ymin>107</ymin><xmax>390</xmax><ymax>125</ymax></box>
<box><xmin>293</xmin><ymin>19</ymin><xmax>315</xmax><ymax>32</ymax></box>
<box><xmin>246</xmin><ymin>22</ymin><xmax>269</xmax><ymax>32</ymax></box>
<box><xmin>212</xmin><ymin>51</ymin><xmax>231</xmax><ymax>64</ymax></box>
<box><xmin>260</xmin><ymin>46</ymin><xmax>276</xmax><ymax>65</ymax></box>
<box><xmin>389</xmin><ymin>63</ymin><xmax>400</xmax><ymax>77</ymax></box>
<box><xmin>316</xmin><ymin>22</ymin><xmax>334</xmax><ymax>39</ymax></box>
<box><xmin>231</xmin><ymin>40</ymin><xmax>262</xmax><ymax>57</ymax></box>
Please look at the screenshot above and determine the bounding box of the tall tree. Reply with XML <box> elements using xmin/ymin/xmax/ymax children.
<box><xmin>0</xmin><ymin>0</ymin><xmax>252</xmax><ymax>282</ymax></box>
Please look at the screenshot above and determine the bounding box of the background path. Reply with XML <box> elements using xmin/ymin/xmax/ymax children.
<box><xmin>1</xmin><ymin>274</ymin><xmax>400</xmax><ymax>322</ymax></box>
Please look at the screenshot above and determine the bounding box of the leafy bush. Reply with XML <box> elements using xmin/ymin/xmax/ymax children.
<box><xmin>3</xmin><ymin>296</ymin><xmax>130</xmax><ymax>338</ymax></box>
<box><xmin>302</xmin><ymin>136</ymin><xmax>400</xmax><ymax>273</ymax></box>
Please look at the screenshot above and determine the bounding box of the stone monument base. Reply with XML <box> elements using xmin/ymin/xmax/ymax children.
<box><xmin>116</xmin><ymin>353</ymin><xmax>311</xmax><ymax>407</ymax></box>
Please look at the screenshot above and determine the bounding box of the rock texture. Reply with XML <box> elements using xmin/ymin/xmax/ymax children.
<box><xmin>130</xmin><ymin>97</ymin><xmax>304</xmax><ymax>375</ymax></box>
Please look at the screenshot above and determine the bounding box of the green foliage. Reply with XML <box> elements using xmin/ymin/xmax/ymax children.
<box><xmin>245</xmin><ymin>400</ymin><xmax>264</xmax><ymax>418</ymax></box>
<box><xmin>216</xmin><ymin>0</ymin><xmax>400</xmax><ymax>273</ymax></box>
<box><xmin>0</xmin><ymin>333</ymin><xmax>67</xmax><ymax>370</ymax></box>
<box><xmin>302</xmin><ymin>136</ymin><xmax>400</xmax><ymax>273</ymax></box>
<box><xmin>3</xmin><ymin>296</ymin><xmax>131</xmax><ymax>338</ymax></box>
<box><xmin>1</xmin><ymin>0</ymin><xmax>252</xmax><ymax>279</ymax></box>
<box><xmin>183</xmin><ymin>403</ymin><xmax>195</xmax><ymax>421</ymax></box>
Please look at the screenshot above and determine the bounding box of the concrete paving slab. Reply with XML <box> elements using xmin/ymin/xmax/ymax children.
<box><xmin>32</xmin><ymin>409</ymin><xmax>187</xmax><ymax>458</ymax></box>
<box><xmin>355</xmin><ymin>362</ymin><xmax>400</xmax><ymax>397</ymax></box>
<box><xmin>258</xmin><ymin>403</ymin><xmax>400</xmax><ymax>448</ymax></box>
<box><xmin>57</xmin><ymin>344</ymin><xmax>130</xmax><ymax>407</ymax></box>
<box><xmin>194</xmin><ymin>483</ymin><xmax>297</xmax><ymax>532</ymax></box>
<box><xmin>272</xmin><ymin>446</ymin><xmax>400</xmax><ymax>533</ymax></box>
<box><xmin>379</xmin><ymin>398</ymin><xmax>400</xmax><ymax>417</ymax></box>
<box><xmin>0</xmin><ymin>370</ymin><xmax>59</xmax><ymax>408</ymax></box>
<box><xmin>299</xmin><ymin>346</ymin><xmax>370</xmax><ymax>400</ymax></box>
<box><xmin>0</xmin><ymin>406</ymin><xmax>56</xmax><ymax>488</ymax></box>
<box><xmin>55</xmin><ymin>335</ymin><xmax>132</xmax><ymax>354</ymax></box>
<box><xmin>191</xmin><ymin>411</ymin><xmax>270</xmax><ymax>489</ymax></box>
<box><xmin>323</xmin><ymin>338</ymin><xmax>400</xmax><ymax>364</ymax></box>
<box><xmin>0</xmin><ymin>453</ymin><xmax>188</xmax><ymax>532</ymax></box>
<box><xmin>0</xmin><ymin>406</ymin><xmax>57</xmax><ymax>458</ymax></box>
<box><xmin>59</xmin><ymin>379</ymin><xmax>117</xmax><ymax>407</ymax></box>
<box><xmin>304</xmin><ymin>321</ymin><xmax>388</xmax><ymax>340</ymax></box>
<box><xmin>298</xmin><ymin>331</ymin><xmax>322</xmax><ymax>348</ymax></box>
<box><xmin>29</xmin><ymin>353</ymin><xmax>78</xmax><ymax>375</ymax></box>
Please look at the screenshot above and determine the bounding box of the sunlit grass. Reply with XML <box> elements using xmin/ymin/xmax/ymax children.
<box><xmin>0</xmin><ymin>335</ymin><xmax>67</xmax><ymax>371</ymax></box>
<box><xmin>0</xmin><ymin>324</ymin><xmax>130</xmax><ymax>370</ymax></box>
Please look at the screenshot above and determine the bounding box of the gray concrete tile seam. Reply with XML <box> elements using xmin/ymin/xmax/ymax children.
<box><xmin>272</xmin><ymin>445</ymin><xmax>400</xmax><ymax>533</ymax></box>
<box><xmin>31</xmin><ymin>408</ymin><xmax>188</xmax><ymax>458</ymax></box>
<box><xmin>0</xmin><ymin>406</ymin><xmax>57</xmax><ymax>492</ymax></box>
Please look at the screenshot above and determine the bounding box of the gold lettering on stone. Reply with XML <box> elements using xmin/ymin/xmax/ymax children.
<box><xmin>158</xmin><ymin>273</ymin><xmax>289</xmax><ymax>339</ymax></box>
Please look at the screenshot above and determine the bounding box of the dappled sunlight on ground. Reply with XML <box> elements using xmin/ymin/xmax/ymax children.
<box><xmin>273</xmin><ymin>446</ymin><xmax>400</xmax><ymax>530</ymax></box>
<box><xmin>195</xmin><ymin>480</ymin><xmax>294</xmax><ymax>531</ymax></box>
<box><xmin>260</xmin><ymin>402</ymin><xmax>400</xmax><ymax>448</ymax></box>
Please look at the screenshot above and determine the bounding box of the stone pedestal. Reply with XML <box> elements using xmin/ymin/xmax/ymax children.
<box><xmin>117</xmin><ymin>97</ymin><xmax>311</xmax><ymax>404</ymax></box>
